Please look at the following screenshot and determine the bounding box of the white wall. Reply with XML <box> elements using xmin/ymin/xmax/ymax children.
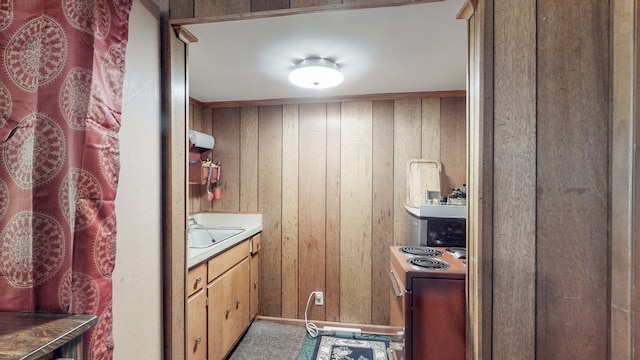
<box><xmin>113</xmin><ymin>0</ymin><xmax>163</xmax><ymax>358</ymax></box>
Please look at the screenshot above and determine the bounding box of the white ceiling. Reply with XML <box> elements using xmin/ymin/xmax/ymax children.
<box><xmin>183</xmin><ymin>0</ymin><xmax>467</xmax><ymax>103</ymax></box>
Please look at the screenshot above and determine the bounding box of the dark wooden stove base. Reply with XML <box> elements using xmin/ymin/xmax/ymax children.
<box><xmin>407</xmin><ymin>278</ymin><xmax>465</xmax><ymax>360</ymax></box>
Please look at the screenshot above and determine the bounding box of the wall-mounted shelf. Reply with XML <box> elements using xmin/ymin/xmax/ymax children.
<box><xmin>188</xmin><ymin>146</ymin><xmax>217</xmax><ymax>185</ymax></box>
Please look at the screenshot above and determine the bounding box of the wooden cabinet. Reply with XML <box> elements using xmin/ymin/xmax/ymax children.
<box><xmin>250</xmin><ymin>234</ymin><xmax>261</xmax><ymax>319</ymax></box>
<box><xmin>186</xmin><ymin>233</ymin><xmax>261</xmax><ymax>360</ymax></box>
<box><xmin>188</xmin><ymin>263</ymin><xmax>206</xmax><ymax>295</ymax></box>
<box><xmin>207</xmin><ymin>274</ymin><xmax>225</xmax><ymax>360</ymax></box>
<box><xmin>187</xmin><ymin>289</ymin><xmax>207</xmax><ymax>360</ymax></box>
<box><xmin>187</xmin><ymin>263</ymin><xmax>207</xmax><ymax>360</ymax></box>
<box><xmin>208</xmin><ymin>257</ymin><xmax>250</xmax><ymax>360</ymax></box>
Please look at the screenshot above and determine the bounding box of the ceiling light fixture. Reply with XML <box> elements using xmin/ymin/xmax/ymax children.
<box><xmin>289</xmin><ymin>58</ymin><xmax>344</xmax><ymax>89</ymax></box>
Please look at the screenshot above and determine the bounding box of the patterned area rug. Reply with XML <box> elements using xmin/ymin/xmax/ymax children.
<box><xmin>298</xmin><ymin>334</ymin><xmax>390</xmax><ymax>360</ymax></box>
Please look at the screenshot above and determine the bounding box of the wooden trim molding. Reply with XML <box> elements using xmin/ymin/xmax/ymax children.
<box><xmin>173</xmin><ymin>25</ymin><xmax>198</xmax><ymax>44</ymax></box>
<box><xmin>163</xmin><ymin>15</ymin><xmax>188</xmax><ymax>360</ymax></box>
<box><xmin>169</xmin><ymin>0</ymin><xmax>444</xmax><ymax>26</ymax></box>
<box><xmin>610</xmin><ymin>0</ymin><xmax>639</xmax><ymax>358</ymax></box>
<box><xmin>456</xmin><ymin>0</ymin><xmax>477</xmax><ymax>20</ymax></box>
<box><xmin>190</xmin><ymin>90</ymin><xmax>466</xmax><ymax>109</ymax></box>
<box><xmin>139</xmin><ymin>0</ymin><xmax>161</xmax><ymax>19</ymax></box>
<box><xmin>256</xmin><ymin>316</ymin><xmax>403</xmax><ymax>336</ymax></box>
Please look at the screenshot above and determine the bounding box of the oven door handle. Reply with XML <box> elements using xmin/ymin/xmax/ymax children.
<box><xmin>387</xmin><ymin>269</ymin><xmax>403</xmax><ymax>298</ymax></box>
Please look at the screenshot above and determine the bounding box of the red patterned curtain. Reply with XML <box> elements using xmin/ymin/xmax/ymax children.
<box><xmin>0</xmin><ymin>1</ymin><xmax>132</xmax><ymax>359</ymax></box>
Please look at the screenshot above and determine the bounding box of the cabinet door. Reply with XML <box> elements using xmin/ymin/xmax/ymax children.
<box><xmin>207</xmin><ymin>257</ymin><xmax>250</xmax><ymax>360</ymax></box>
<box><xmin>250</xmin><ymin>253</ymin><xmax>259</xmax><ymax>319</ymax></box>
<box><xmin>187</xmin><ymin>289</ymin><xmax>207</xmax><ymax>360</ymax></box>
<box><xmin>224</xmin><ymin>258</ymin><xmax>250</xmax><ymax>352</ymax></box>
<box><xmin>207</xmin><ymin>277</ymin><xmax>225</xmax><ymax>360</ymax></box>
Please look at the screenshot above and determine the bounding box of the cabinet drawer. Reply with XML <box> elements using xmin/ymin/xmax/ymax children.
<box><xmin>187</xmin><ymin>263</ymin><xmax>207</xmax><ymax>297</ymax></box>
<box><xmin>250</xmin><ymin>234</ymin><xmax>261</xmax><ymax>254</ymax></box>
<box><xmin>208</xmin><ymin>240</ymin><xmax>248</xmax><ymax>282</ymax></box>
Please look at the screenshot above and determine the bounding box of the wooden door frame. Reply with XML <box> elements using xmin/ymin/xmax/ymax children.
<box><xmin>160</xmin><ymin>1</ymin><xmax>471</xmax><ymax>358</ymax></box>
<box><xmin>161</xmin><ymin>16</ymin><xmax>188</xmax><ymax>360</ymax></box>
<box><xmin>146</xmin><ymin>0</ymin><xmax>620</xmax><ymax>359</ymax></box>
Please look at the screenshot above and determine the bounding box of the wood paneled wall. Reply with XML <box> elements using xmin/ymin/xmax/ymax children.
<box><xmin>610</xmin><ymin>1</ymin><xmax>640</xmax><ymax>359</ymax></box>
<box><xmin>537</xmin><ymin>1</ymin><xmax>609</xmax><ymax>358</ymax></box>
<box><xmin>466</xmin><ymin>0</ymin><xmax>615</xmax><ymax>359</ymax></box>
<box><xmin>188</xmin><ymin>96</ymin><xmax>466</xmax><ymax>324</ymax></box>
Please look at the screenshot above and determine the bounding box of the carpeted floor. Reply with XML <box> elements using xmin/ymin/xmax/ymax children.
<box><xmin>227</xmin><ymin>320</ymin><xmax>308</xmax><ymax>359</ymax></box>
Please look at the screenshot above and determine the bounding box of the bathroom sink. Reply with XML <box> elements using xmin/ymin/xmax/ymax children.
<box><xmin>188</xmin><ymin>228</ymin><xmax>244</xmax><ymax>248</ymax></box>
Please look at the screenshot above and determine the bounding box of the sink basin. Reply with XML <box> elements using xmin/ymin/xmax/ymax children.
<box><xmin>188</xmin><ymin>228</ymin><xmax>244</xmax><ymax>248</ymax></box>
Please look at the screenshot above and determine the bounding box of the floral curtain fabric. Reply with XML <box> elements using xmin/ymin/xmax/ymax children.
<box><xmin>0</xmin><ymin>1</ymin><xmax>132</xmax><ymax>358</ymax></box>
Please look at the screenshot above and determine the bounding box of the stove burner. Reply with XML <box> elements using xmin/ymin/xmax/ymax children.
<box><xmin>400</xmin><ymin>246</ymin><xmax>443</xmax><ymax>257</ymax></box>
<box><xmin>407</xmin><ymin>257</ymin><xmax>450</xmax><ymax>270</ymax></box>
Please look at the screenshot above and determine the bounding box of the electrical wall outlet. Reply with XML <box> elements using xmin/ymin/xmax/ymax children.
<box><xmin>315</xmin><ymin>291</ymin><xmax>324</xmax><ymax>306</ymax></box>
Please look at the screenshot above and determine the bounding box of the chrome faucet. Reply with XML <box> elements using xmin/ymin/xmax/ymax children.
<box><xmin>188</xmin><ymin>217</ymin><xmax>198</xmax><ymax>227</ymax></box>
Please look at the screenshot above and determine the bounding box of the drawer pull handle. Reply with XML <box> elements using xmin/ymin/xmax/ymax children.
<box><xmin>196</xmin><ymin>336</ymin><xmax>201</xmax><ymax>344</ymax></box>
<box><xmin>195</xmin><ymin>276</ymin><xmax>202</xmax><ymax>284</ymax></box>
<box><xmin>254</xmin><ymin>281</ymin><xmax>257</xmax><ymax>289</ymax></box>
<box><xmin>236</xmin><ymin>299</ymin><xmax>241</xmax><ymax>308</ymax></box>
<box><xmin>225</xmin><ymin>308</ymin><xmax>231</xmax><ymax>318</ymax></box>
<box><xmin>387</xmin><ymin>269</ymin><xmax>403</xmax><ymax>298</ymax></box>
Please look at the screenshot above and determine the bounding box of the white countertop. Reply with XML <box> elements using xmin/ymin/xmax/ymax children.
<box><xmin>405</xmin><ymin>204</ymin><xmax>466</xmax><ymax>219</ymax></box>
<box><xmin>187</xmin><ymin>212</ymin><xmax>262</xmax><ymax>268</ymax></box>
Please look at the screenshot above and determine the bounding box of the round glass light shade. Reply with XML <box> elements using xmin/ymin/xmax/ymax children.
<box><xmin>289</xmin><ymin>58</ymin><xmax>344</xmax><ymax>89</ymax></box>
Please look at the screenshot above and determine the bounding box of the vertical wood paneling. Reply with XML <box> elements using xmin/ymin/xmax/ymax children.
<box><xmin>240</xmin><ymin>107</ymin><xmax>259</xmax><ymax>212</ymax></box>
<box><xmin>610</xmin><ymin>0</ymin><xmax>636</xmax><ymax>358</ymax></box>
<box><xmin>393</xmin><ymin>99</ymin><xmax>422</xmax><ymax>246</ymax></box>
<box><xmin>325</xmin><ymin>102</ymin><xmax>341</xmax><ymax>322</ymax></box>
<box><xmin>200</xmin><ymin>108</ymin><xmax>214</xmax><ymax>210</ymax></box>
<box><xmin>189</xmin><ymin>104</ymin><xmax>203</xmax><ymax>213</ymax></box>
<box><xmin>634</xmin><ymin>14</ymin><xmax>640</xmax><ymax>353</ymax></box>
<box><xmin>340</xmin><ymin>101</ymin><xmax>373</xmax><ymax>324</ymax></box>
<box><xmin>371</xmin><ymin>100</ymin><xmax>394</xmax><ymax>325</ymax></box>
<box><xmin>251</xmin><ymin>0</ymin><xmax>289</xmax><ymax>12</ymax></box>
<box><xmin>290</xmin><ymin>0</ymin><xmax>341</xmax><ymax>7</ymax></box>
<box><xmin>492</xmin><ymin>0</ymin><xmax>536</xmax><ymax>358</ymax></box>
<box><xmin>168</xmin><ymin>0</ymin><xmax>192</xmax><ymax>18</ymax></box>
<box><xmin>194</xmin><ymin>0</ymin><xmax>250</xmax><ymax>17</ymax></box>
<box><xmin>281</xmin><ymin>104</ymin><xmax>299</xmax><ymax>319</ymax></box>
<box><xmin>211</xmin><ymin>108</ymin><xmax>241</xmax><ymax>212</ymax></box>
<box><xmin>258</xmin><ymin>105</ymin><xmax>283</xmax><ymax>317</ymax></box>
<box><xmin>196</xmin><ymin>108</ymin><xmax>213</xmax><ymax>212</ymax></box>
<box><xmin>189</xmin><ymin>104</ymin><xmax>200</xmax><ymax>131</ymax></box>
<box><xmin>536</xmin><ymin>1</ymin><xmax>609</xmax><ymax>358</ymax></box>
<box><xmin>298</xmin><ymin>103</ymin><xmax>328</xmax><ymax>320</ymax></box>
<box><xmin>440</xmin><ymin>97</ymin><xmax>466</xmax><ymax>194</ymax></box>
<box><xmin>421</xmin><ymin>98</ymin><xmax>441</xmax><ymax>161</ymax></box>
<box><xmin>188</xmin><ymin>96</ymin><xmax>466</xmax><ymax>324</ymax></box>
<box><xmin>341</xmin><ymin>0</ymin><xmax>403</xmax><ymax>4</ymax></box>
